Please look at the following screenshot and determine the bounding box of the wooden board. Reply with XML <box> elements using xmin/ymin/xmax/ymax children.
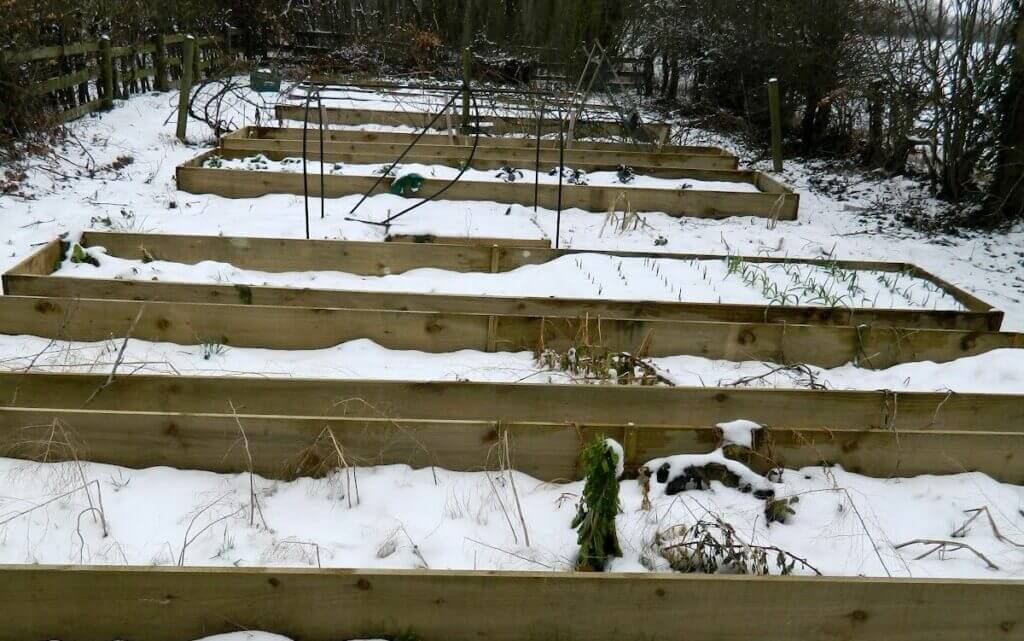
<box><xmin>2</xmin><ymin>405</ymin><xmax>1022</xmax><ymax>482</ymax></box>
<box><xmin>222</xmin><ymin>125</ymin><xmax>739</xmax><ymax>171</ymax></box>
<box><xmin>61</xmin><ymin>231</ymin><xmax>1004</xmax><ymax>329</ymax></box>
<box><xmin>0</xmin><ymin>295</ymin><xmax>1021</xmax><ymax>369</ymax></box>
<box><xmin>221</xmin><ymin>137</ymin><xmax>740</xmax><ymax>176</ymax></box>
<box><xmin>274</xmin><ymin>103</ymin><xmax>673</xmax><ymax>141</ymax></box>
<box><xmin>177</xmin><ymin>149</ymin><xmax>800</xmax><ymax>221</ymax></box>
<box><xmin>385</xmin><ymin>233</ymin><xmax>551</xmax><ymax>247</ymax></box>
<box><xmin>234</xmin><ymin>124</ymin><xmax>734</xmax><ymax>157</ymax></box>
<box><xmin>3</xmin><ymin>372</ymin><xmax>1021</xmax><ymax>434</ymax></box>
<box><xmin>4</xmin><ymin>272</ymin><xmax>1002</xmax><ymax>331</ymax></box>
<box><xmin>2</xmin><ymin>565</ymin><xmax>1022</xmax><ymax>641</ymax></box>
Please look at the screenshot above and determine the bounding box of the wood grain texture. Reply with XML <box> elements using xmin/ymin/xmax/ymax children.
<box><xmin>1</xmin><ymin>295</ymin><xmax>1021</xmax><ymax>368</ymax></box>
<box><xmin>176</xmin><ymin>149</ymin><xmax>800</xmax><ymax>220</ymax></box>
<box><xmin>1</xmin><ymin>565</ymin><xmax>1021</xmax><ymax>641</ymax></box>
<box><xmin>234</xmin><ymin>124</ymin><xmax>736</xmax><ymax>157</ymax></box>
<box><xmin>1</xmin><ymin>406</ymin><xmax>1022</xmax><ymax>481</ymax></box>
<box><xmin>4</xmin><ymin>272</ymin><xmax>1001</xmax><ymax>331</ymax></box>
<box><xmin>2</xmin><ymin>372</ymin><xmax>1020</xmax><ymax>433</ymax></box>
<box><xmin>274</xmin><ymin>103</ymin><xmax>673</xmax><ymax>140</ymax></box>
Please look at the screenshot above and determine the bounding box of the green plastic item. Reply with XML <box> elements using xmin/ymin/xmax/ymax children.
<box><xmin>249</xmin><ymin>69</ymin><xmax>282</xmax><ymax>92</ymax></box>
<box><xmin>389</xmin><ymin>173</ymin><xmax>424</xmax><ymax>196</ymax></box>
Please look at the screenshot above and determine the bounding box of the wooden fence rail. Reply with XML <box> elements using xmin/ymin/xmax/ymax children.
<box><xmin>1</xmin><ymin>565</ymin><xmax>1021</xmax><ymax>641</ymax></box>
<box><xmin>0</xmin><ymin>31</ymin><xmax>237</xmax><ymax>123</ymax></box>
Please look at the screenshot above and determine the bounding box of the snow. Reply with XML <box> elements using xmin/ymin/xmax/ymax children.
<box><xmin>605</xmin><ymin>438</ymin><xmax>625</xmax><ymax>479</ymax></box>
<box><xmin>202</xmin><ymin>153</ymin><xmax>763</xmax><ymax>192</ymax></box>
<box><xmin>2</xmin><ymin>78</ymin><xmax>1024</xmax><ymax>583</ymax></box>
<box><xmin>718</xmin><ymin>420</ymin><xmax>762</xmax><ymax>448</ymax></box>
<box><xmin>61</xmin><ymin>245</ymin><xmax>964</xmax><ymax>310</ymax></box>
<box><xmin>2</xmin><ymin>455</ymin><xmax>1022</xmax><ymax>579</ymax></box>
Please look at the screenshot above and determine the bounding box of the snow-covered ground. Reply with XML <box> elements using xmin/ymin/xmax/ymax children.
<box><xmin>4</xmin><ymin>450</ymin><xmax>1022</xmax><ymax>579</ymax></box>
<box><xmin>2</xmin><ymin>80</ymin><xmax>1024</xmax><ymax>582</ymax></box>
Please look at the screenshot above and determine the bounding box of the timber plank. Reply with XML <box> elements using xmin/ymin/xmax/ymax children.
<box><xmin>177</xmin><ymin>151</ymin><xmax>796</xmax><ymax>220</ymax></box>
<box><xmin>67</xmin><ymin>231</ymin><xmax>1004</xmax><ymax>329</ymax></box>
<box><xmin>0</xmin><ymin>565</ymin><xmax>1022</xmax><ymax>641</ymax></box>
<box><xmin>235</xmin><ymin>124</ymin><xmax>734</xmax><ymax>157</ymax></box>
<box><xmin>3</xmin><ymin>272</ymin><xmax>1000</xmax><ymax>331</ymax></box>
<box><xmin>1</xmin><ymin>406</ymin><xmax>1022</xmax><ymax>481</ymax></box>
<box><xmin>2</xmin><ymin>372</ymin><xmax>1021</xmax><ymax>434</ymax></box>
<box><xmin>0</xmin><ymin>295</ymin><xmax>1021</xmax><ymax>368</ymax></box>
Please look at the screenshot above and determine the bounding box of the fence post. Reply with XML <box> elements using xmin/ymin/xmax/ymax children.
<box><xmin>99</xmin><ymin>36</ymin><xmax>114</xmax><ymax>109</ymax></box>
<box><xmin>176</xmin><ymin>36</ymin><xmax>195</xmax><ymax>141</ymax></box>
<box><xmin>192</xmin><ymin>39</ymin><xmax>202</xmax><ymax>82</ymax></box>
<box><xmin>461</xmin><ymin>47</ymin><xmax>471</xmax><ymax>131</ymax></box>
<box><xmin>152</xmin><ymin>34</ymin><xmax>169</xmax><ymax>92</ymax></box>
<box><xmin>768</xmin><ymin>77</ymin><xmax>783</xmax><ymax>172</ymax></box>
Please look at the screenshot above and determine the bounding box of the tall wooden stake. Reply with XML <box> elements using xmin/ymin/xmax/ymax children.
<box><xmin>98</xmin><ymin>36</ymin><xmax>114</xmax><ymax>109</ymax></box>
<box><xmin>152</xmin><ymin>34</ymin><xmax>169</xmax><ymax>92</ymax></box>
<box><xmin>461</xmin><ymin>47</ymin><xmax>472</xmax><ymax>132</ymax></box>
<box><xmin>175</xmin><ymin>36</ymin><xmax>195</xmax><ymax>142</ymax></box>
<box><xmin>768</xmin><ymin>78</ymin><xmax>783</xmax><ymax>173</ymax></box>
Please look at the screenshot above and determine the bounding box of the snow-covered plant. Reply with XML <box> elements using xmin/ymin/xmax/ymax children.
<box><xmin>572</xmin><ymin>437</ymin><xmax>623</xmax><ymax>571</ymax></box>
<box><xmin>651</xmin><ymin>519</ymin><xmax>818</xmax><ymax>576</ymax></box>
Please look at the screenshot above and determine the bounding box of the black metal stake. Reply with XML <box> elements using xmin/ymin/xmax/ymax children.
<box><xmin>318</xmin><ymin>94</ymin><xmax>325</xmax><ymax>219</ymax></box>
<box><xmin>301</xmin><ymin>92</ymin><xmax>313</xmax><ymax>240</ymax></box>
<box><xmin>533</xmin><ymin>105</ymin><xmax>544</xmax><ymax>212</ymax></box>
<box><xmin>348</xmin><ymin>90</ymin><xmax>461</xmax><ymax>216</ymax></box>
<box><xmin>556</xmin><ymin>106</ymin><xmax>565</xmax><ymax>249</ymax></box>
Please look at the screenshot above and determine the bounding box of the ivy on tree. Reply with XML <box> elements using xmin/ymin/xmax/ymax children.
<box><xmin>572</xmin><ymin>437</ymin><xmax>623</xmax><ymax>571</ymax></box>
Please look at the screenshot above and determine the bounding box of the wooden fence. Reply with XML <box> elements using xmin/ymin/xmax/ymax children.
<box><xmin>1</xmin><ymin>565</ymin><xmax>1021</xmax><ymax>641</ymax></box>
<box><xmin>0</xmin><ymin>31</ymin><xmax>237</xmax><ymax>123</ymax></box>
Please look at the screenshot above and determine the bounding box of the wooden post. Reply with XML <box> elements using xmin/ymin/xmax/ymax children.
<box><xmin>768</xmin><ymin>78</ymin><xmax>783</xmax><ymax>172</ymax></box>
<box><xmin>98</xmin><ymin>36</ymin><xmax>114</xmax><ymax>109</ymax></box>
<box><xmin>461</xmin><ymin>47</ymin><xmax>471</xmax><ymax>131</ymax></box>
<box><xmin>152</xmin><ymin>34</ymin><xmax>169</xmax><ymax>92</ymax></box>
<box><xmin>192</xmin><ymin>39</ymin><xmax>202</xmax><ymax>82</ymax></box>
<box><xmin>175</xmin><ymin>36</ymin><xmax>195</xmax><ymax>141</ymax></box>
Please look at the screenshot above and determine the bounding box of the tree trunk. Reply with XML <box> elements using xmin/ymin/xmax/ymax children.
<box><xmin>666</xmin><ymin>55</ymin><xmax>679</xmax><ymax>99</ymax></box>
<box><xmin>986</xmin><ymin>6</ymin><xmax>1024</xmax><ymax>223</ymax></box>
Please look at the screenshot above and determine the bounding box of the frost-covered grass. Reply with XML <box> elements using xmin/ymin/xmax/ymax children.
<box><xmin>61</xmin><ymin>246</ymin><xmax>963</xmax><ymax>310</ymax></box>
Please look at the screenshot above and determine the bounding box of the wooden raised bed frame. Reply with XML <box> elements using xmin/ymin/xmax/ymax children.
<box><xmin>3</xmin><ymin>232</ymin><xmax>1003</xmax><ymax>331</ymax></box>
<box><xmin>176</xmin><ymin>148</ymin><xmax>799</xmax><ymax>221</ymax></box>
<box><xmin>2</xmin><ymin>372</ymin><xmax>1024</xmax><ymax>482</ymax></box>
<box><xmin>9</xmin><ymin>293</ymin><xmax>1022</xmax><ymax>369</ymax></box>
<box><xmin>221</xmin><ymin>125</ymin><xmax>740</xmax><ymax>172</ymax></box>
<box><xmin>274</xmin><ymin>103</ymin><xmax>674</xmax><ymax>142</ymax></box>
<box><xmin>3</xmin><ymin>565</ymin><xmax>1021</xmax><ymax>641</ymax></box>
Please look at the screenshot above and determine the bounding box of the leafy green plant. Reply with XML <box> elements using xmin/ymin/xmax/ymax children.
<box><xmin>572</xmin><ymin>437</ymin><xmax>623</xmax><ymax>571</ymax></box>
<box><xmin>69</xmin><ymin>243</ymin><xmax>100</xmax><ymax>267</ymax></box>
<box><xmin>389</xmin><ymin>173</ymin><xmax>424</xmax><ymax>195</ymax></box>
